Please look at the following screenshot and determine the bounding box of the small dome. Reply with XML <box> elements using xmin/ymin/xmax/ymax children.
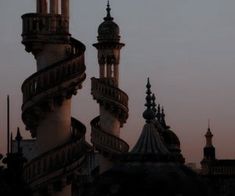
<box><xmin>97</xmin><ymin>3</ymin><xmax>120</xmax><ymax>42</ymax></box>
<box><xmin>162</xmin><ymin>129</ymin><xmax>180</xmax><ymax>148</ymax></box>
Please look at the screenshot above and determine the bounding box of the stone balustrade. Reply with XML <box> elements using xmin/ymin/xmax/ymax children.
<box><xmin>24</xmin><ymin>118</ymin><xmax>86</xmax><ymax>184</ymax></box>
<box><xmin>22</xmin><ymin>13</ymin><xmax>68</xmax><ymax>35</ymax></box>
<box><xmin>91</xmin><ymin>78</ymin><xmax>128</xmax><ymax>110</ymax></box>
<box><xmin>22</xmin><ymin>53</ymin><xmax>85</xmax><ymax>105</ymax></box>
<box><xmin>91</xmin><ymin>117</ymin><xmax>129</xmax><ymax>154</ymax></box>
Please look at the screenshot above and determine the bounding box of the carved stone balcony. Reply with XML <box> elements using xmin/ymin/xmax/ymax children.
<box><xmin>22</xmin><ymin>13</ymin><xmax>70</xmax><ymax>52</ymax></box>
<box><xmin>91</xmin><ymin>78</ymin><xmax>128</xmax><ymax>124</ymax></box>
<box><xmin>23</xmin><ymin>118</ymin><xmax>87</xmax><ymax>190</ymax></box>
<box><xmin>21</xmin><ymin>38</ymin><xmax>86</xmax><ymax>132</ymax></box>
<box><xmin>91</xmin><ymin>117</ymin><xmax>129</xmax><ymax>156</ymax></box>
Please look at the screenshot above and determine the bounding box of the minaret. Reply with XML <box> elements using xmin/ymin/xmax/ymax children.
<box><xmin>201</xmin><ymin>121</ymin><xmax>216</xmax><ymax>175</ymax></box>
<box><xmin>21</xmin><ymin>1</ymin><xmax>86</xmax><ymax>195</ymax></box>
<box><xmin>203</xmin><ymin>122</ymin><xmax>216</xmax><ymax>160</ymax></box>
<box><xmin>91</xmin><ymin>2</ymin><xmax>129</xmax><ymax>173</ymax></box>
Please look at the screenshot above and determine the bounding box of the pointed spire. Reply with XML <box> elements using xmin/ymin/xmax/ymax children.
<box><xmin>208</xmin><ymin>119</ymin><xmax>210</xmax><ymax>130</ymax></box>
<box><xmin>205</xmin><ymin>120</ymin><xmax>213</xmax><ymax>147</ymax></box>
<box><xmin>16</xmin><ymin>127</ymin><xmax>22</xmax><ymax>141</ymax></box>
<box><xmin>156</xmin><ymin>104</ymin><xmax>161</xmax><ymax>121</ymax></box>
<box><xmin>104</xmin><ymin>0</ymin><xmax>113</xmax><ymax>21</ymax></box>
<box><xmin>161</xmin><ymin>106</ymin><xmax>167</xmax><ymax>128</ymax></box>
<box><xmin>205</xmin><ymin>119</ymin><xmax>213</xmax><ymax>138</ymax></box>
<box><xmin>143</xmin><ymin>78</ymin><xmax>155</xmax><ymax>122</ymax></box>
<box><xmin>15</xmin><ymin>127</ymin><xmax>22</xmax><ymax>153</ymax></box>
<box><xmin>152</xmin><ymin>94</ymin><xmax>157</xmax><ymax>116</ymax></box>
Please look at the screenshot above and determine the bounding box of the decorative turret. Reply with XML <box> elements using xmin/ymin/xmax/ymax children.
<box><xmin>147</xmin><ymin>83</ymin><xmax>184</xmax><ymax>163</ymax></box>
<box><xmin>21</xmin><ymin>1</ymin><xmax>88</xmax><ymax>195</ymax></box>
<box><xmin>93</xmin><ymin>1</ymin><xmax>125</xmax><ymax>86</ymax></box>
<box><xmin>203</xmin><ymin>122</ymin><xmax>216</xmax><ymax>160</ymax></box>
<box><xmin>91</xmin><ymin>1</ymin><xmax>129</xmax><ymax>173</ymax></box>
<box><xmin>131</xmin><ymin>79</ymin><xmax>169</xmax><ymax>156</ymax></box>
<box><xmin>201</xmin><ymin>122</ymin><xmax>216</xmax><ymax>175</ymax></box>
<box><xmin>15</xmin><ymin>127</ymin><xmax>23</xmax><ymax>153</ymax></box>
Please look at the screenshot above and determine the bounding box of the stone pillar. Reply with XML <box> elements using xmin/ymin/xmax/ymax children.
<box><xmin>100</xmin><ymin>64</ymin><xmax>105</xmax><ymax>78</ymax></box>
<box><xmin>37</xmin><ymin>0</ymin><xmax>48</xmax><ymax>14</ymax></box>
<box><xmin>61</xmin><ymin>0</ymin><xmax>69</xmax><ymax>18</ymax></box>
<box><xmin>50</xmin><ymin>0</ymin><xmax>59</xmax><ymax>14</ymax></box>
<box><xmin>107</xmin><ymin>64</ymin><xmax>112</xmax><ymax>78</ymax></box>
<box><xmin>114</xmin><ymin>64</ymin><xmax>119</xmax><ymax>85</ymax></box>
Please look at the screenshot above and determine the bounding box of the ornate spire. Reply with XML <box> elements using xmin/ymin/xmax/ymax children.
<box><xmin>156</xmin><ymin>104</ymin><xmax>161</xmax><ymax>121</ymax></box>
<box><xmin>143</xmin><ymin>78</ymin><xmax>155</xmax><ymax>122</ymax></box>
<box><xmin>104</xmin><ymin>0</ymin><xmax>113</xmax><ymax>21</ymax></box>
<box><xmin>152</xmin><ymin>93</ymin><xmax>157</xmax><ymax>116</ymax></box>
<box><xmin>161</xmin><ymin>106</ymin><xmax>167</xmax><ymax>128</ymax></box>
<box><xmin>205</xmin><ymin>119</ymin><xmax>213</xmax><ymax>139</ymax></box>
<box><xmin>15</xmin><ymin>127</ymin><xmax>22</xmax><ymax>153</ymax></box>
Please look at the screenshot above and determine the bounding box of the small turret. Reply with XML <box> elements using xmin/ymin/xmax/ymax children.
<box><xmin>15</xmin><ymin>127</ymin><xmax>23</xmax><ymax>153</ymax></box>
<box><xmin>203</xmin><ymin>121</ymin><xmax>216</xmax><ymax>160</ymax></box>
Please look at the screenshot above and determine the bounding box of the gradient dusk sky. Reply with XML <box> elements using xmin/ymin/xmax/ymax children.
<box><xmin>1</xmin><ymin>0</ymin><xmax>235</xmax><ymax>165</ymax></box>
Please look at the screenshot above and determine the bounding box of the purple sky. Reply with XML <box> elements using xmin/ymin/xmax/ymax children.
<box><xmin>1</xmin><ymin>0</ymin><xmax>235</xmax><ymax>166</ymax></box>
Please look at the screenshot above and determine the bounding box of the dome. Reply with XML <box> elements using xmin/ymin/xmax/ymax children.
<box><xmin>97</xmin><ymin>3</ymin><xmax>120</xmax><ymax>42</ymax></box>
<box><xmin>162</xmin><ymin>128</ymin><xmax>180</xmax><ymax>149</ymax></box>
<box><xmin>87</xmin><ymin>162</ymin><xmax>208</xmax><ymax>196</ymax></box>
<box><xmin>98</xmin><ymin>20</ymin><xmax>120</xmax><ymax>42</ymax></box>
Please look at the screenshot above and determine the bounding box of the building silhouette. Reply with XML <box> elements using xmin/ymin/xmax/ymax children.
<box><xmin>0</xmin><ymin>0</ymin><xmax>234</xmax><ymax>196</ymax></box>
<box><xmin>201</xmin><ymin>125</ymin><xmax>235</xmax><ymax>196</ymax></box>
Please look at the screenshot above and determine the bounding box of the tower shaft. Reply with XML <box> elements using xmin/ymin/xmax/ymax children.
<box><xmin>91</xmin><ymin>3</ymin><xmax>129</xmax><ymax>173</ymax></box>
<box><xmin>21</xmin><ymin>1</ymin><xmax>86</xmax><ymax>195</ymax></box>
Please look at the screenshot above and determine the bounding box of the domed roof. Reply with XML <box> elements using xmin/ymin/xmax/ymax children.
<box><xmin>86</xmin><ymin>79</ymin><xmax>209</xmax><ymax>196</ymax></box>
<box><xmin>97</xmin><ymin>2</ymin><xmax>120</xmax><ymax>42</ymax></box>
<box><xmin>162</xmin><ymin>128</ymin><xmax>180</xmax><ymax>148</ymax></box>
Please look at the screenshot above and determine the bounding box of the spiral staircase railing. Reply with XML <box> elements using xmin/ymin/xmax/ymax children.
<box><xmin>91</xmin><ymin>78</ymin><xmax>129</xmax><ymax>157</ymax></box>
<box><xmin>21</xmin><ymin>13</ymin><xmax>88</xmax><ymax>191</ymax></box>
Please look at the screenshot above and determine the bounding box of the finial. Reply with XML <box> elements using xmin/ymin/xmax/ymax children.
<box><xmin>156</xmin><ymin>104</ymin><xmax>161</xmax><ymax>120</ymax></box>
<box><xmin>152</xmin><ymin>94</ymin><xmax>157</xmax><ymax>115</ymax></box>
<box><xmin>104</xmin><ymin>0</ymin><xmax>113</xmax><ymax>21</ymax></box>
<box><xmin>143</xmin><ymin>78</ymin><xmax>155</xmax><ymax>122</ymax></box>
<box><xmin>161</xmin><ymin>106</ymin><xmax>167</xmax><ymax>128</ymax></box>
<box><xmin>208</xmin><ymin>119</ymin><xmax>210</xmax><ymax>130</ymax></box>
<box><xmin>16</xmin><ymin>127</ymin><xmax>23</xmax><ymax>153</ymax></box>
<box><xmin>16</xmin><ymin>127</ymin><xmax>22</xmax><ymax>141</ymax></box>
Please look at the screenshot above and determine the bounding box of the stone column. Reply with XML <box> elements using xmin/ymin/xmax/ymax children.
<box><xmin>61</xmin><ymin>0</ymin><xmax>69</xmax><ymax>18</ymax></box>
<box><xmin>37</xmin><ymin>0</ymin><xmax>48</xmax><ymax>14</ymax></box>
<box><xmin>114</xmin><ymin>64</ymin><xmax>119</xmax><ymax>85</ymax></box>
<box><xmin>50</xmin><ymin>0</ymin><xmax>59</xmax><ymax>14</ymax></box>
<box><xmin>107</xmin><ymin>64</ymin><xmax>112</xmax><ymax>78</ymax></box>
<box><xmin>100</xmin><ymin>64</ymin><xmax>105</xmax><ymax>78</ymax></box>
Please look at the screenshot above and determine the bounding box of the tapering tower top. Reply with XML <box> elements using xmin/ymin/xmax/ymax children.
<box><xmin>143</xmin><ymin>78</ymin><xmax>155</xmax><ymax>123</ymax></box>
<box><xmin>105</xmin><ymin>0</ymin><xmax>113</xmax><ymax>21</ymax></box>
<box><xmin>205</xmin><ymin>120</ymin><xmax>213</xmax><ymax>147</ymax></box>
<box><xmin>202</xmin><ymin>120</ymin><xmax>216</xmax><ymax>160</ymax></box>
<box><xmin>96</xmin><ymin>1</ymin><xmax>122</xmax><ymax>43</ymax></box>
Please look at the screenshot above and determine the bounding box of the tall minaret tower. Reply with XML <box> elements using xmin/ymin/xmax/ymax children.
<box><xmin>91</xmin><ymin>2</ymin><xmax>129</xmax><ymax>173</ymax></box>
<box><xmin>21</xmin><ymin>1</ymin><xmax>86</xmax><ymax>195</ymax></box>
<box><xmin>201</xmin><ymin>122</ymin><xmax>216</xmax><ymax>174</ymax></box>
<box><xmin>203</xmin><ymin>122</ymin><xmax>216</xmax><ymax>160</ymax></box>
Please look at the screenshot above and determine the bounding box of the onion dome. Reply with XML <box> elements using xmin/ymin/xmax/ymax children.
<box><xmin>97</xmin><ymin>1</ymin><xmax>120</xmax><ymax>42</ymax></box>
<box><xmin>131</xmin><ymin>78</ymin><xmax>170</xmax><ymax>158</ymax></box>
<box><xmin>86</xmin><ymin>78</ymin><xmax>209</xmax><ymax>196</ymax></box>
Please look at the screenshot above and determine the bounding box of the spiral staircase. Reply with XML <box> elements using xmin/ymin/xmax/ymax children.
<box><xmin>91</xmin><ymin>78</ymin><xmax>129</xmax><ymax>158</ymax></box>
<box><xmin>21</xmin><ymin>12</ymin><xmax>90</xmax><ymax>193</ymax></box>
<box><xmin>90</xmin><ymin>3</ymin><xmax>129</xmax><ymax>162</ymax></box>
